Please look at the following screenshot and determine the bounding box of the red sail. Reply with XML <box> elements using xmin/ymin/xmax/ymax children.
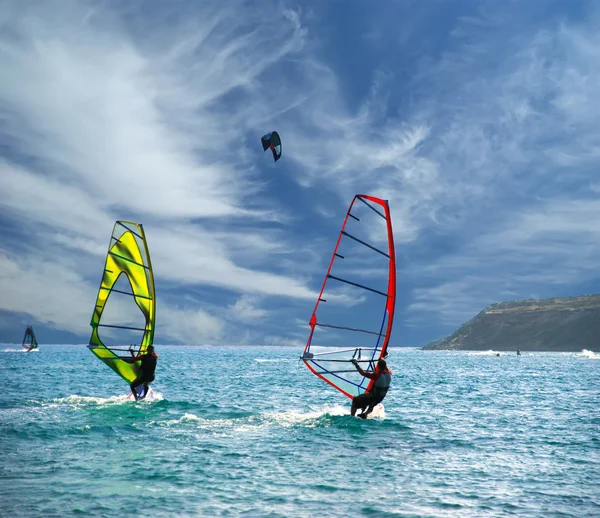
<box><xmin>302</xmin><ymin>195</ymin><xmax>396</xmax><ymax>399</ymax></box>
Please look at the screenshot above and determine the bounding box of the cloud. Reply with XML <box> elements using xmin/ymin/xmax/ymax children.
<box><xmin>407</xmin><ymin>197</ymin><xmax>600</xmax><ymax>327</ymax></box>
<box><xmin>228</xmin><ymin>295</ymin><xmax>268</xmax><ymax>324</ymax></box>
<box><xmin>158</xmin><ymin>305</ymin><xmax>224</xmax><ymax>345</ymax></box>
<box><xmin>2</xmin><ymin>1</ymin><xmax>600</xmax><ymax>348</ymax></box>
<box><xmin>0</xmin><ymin>251</ymin><xmax>94</xmax><ymax>335</ymax></box>
<box><xmin>0</xmin><ymin>1</ymin><xmax>307</xmax><ymax>220</ymax></box>
<box><xmin>0</xmin><ymin>0</ymin><xmax>318</xmax><ymax>343</ymax></box>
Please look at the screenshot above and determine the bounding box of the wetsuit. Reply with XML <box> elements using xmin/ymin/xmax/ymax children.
<box><xmin>130</xmin><ymin>352</ymin><xmax>158</xmax><ymax>399</ymax></box>
<box><xmin>351</xmin><ymin>368</ymin><xmax>392</xmax><ymax>415</ymax></box>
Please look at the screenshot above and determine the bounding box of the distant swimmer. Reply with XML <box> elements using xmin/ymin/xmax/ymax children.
<box><xmin>517</xmin><ymin>349</ymin><xmax>521</xmax><ymax>356</ymax></box>
<box><xmin>496</xmin><ymin>353</ymin><xmax>500</xmax><ymax>357</ymax></box>
<box><xmin>129</xmin><ymin>345</ymin><xmax>158</xmax><ymax>400</ymax></box>
<box><xmin>350</xmin><ymin>358</ymin><xmax>392</xmax><ymax>419</ymax></box>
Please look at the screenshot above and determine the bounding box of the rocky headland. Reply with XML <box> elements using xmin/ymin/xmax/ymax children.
<box><xmin>423</xmin><ymin>294</ymin><xmax>600</xmax><ymax>352</ymax></box>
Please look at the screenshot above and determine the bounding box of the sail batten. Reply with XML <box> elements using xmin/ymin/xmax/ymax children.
<box><xmin>356</xmin><ymin>195</ymin><xmax>387</xmax><ymax>219</ymax></box>
<box><xmin>88</xmin><ymin>220</ymin><xmax>156</xmax><ymax>385</ymax></box>
<box><xmin>116</xmin><ymin>220</ymin><xmax>144</xmax><ymax>240</ymax></box>
<box><xmin>326</xmin><ymin>274</ymin><xmax>389</xmax><ymax>297</ymax></box>
<box><xmin>315</xmin><ymin>322</ymin><xmax>386</xmax><ymax>336</ymax></box>
<box><xmin>302</xmin><ymin>194</ymin><xmax>397</xmax><ymax>399</ymax></box>
<box><xmin>99</xmin><ymin>286</ymin><xmax>153</xmax><ymax>300</ymax></box>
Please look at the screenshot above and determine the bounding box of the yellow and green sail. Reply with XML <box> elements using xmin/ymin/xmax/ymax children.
<box><xmin>88</xmin><ymin>221</ymin><xmax>156</xmax><ymax>384</ymax></box>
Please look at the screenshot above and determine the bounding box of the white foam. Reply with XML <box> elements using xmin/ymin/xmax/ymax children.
<box><xmin>125</xmin><ymin>388</ymin><xmax>162</xmax><ymax>402</ymax></box>
<box><xmin>49</xmin><ymin>394</ymin><xmax>130</xmax><ymax>407</ymax></box>
<box><xmin>49</xmin><ymin>391</ymin><xmax>163</xmax><ymax>407</ymax></box>
<box><xmin>577</xmin><ymin>349</ymin><xmax>600</xmax><ymax>359</ymax></box>
<box><xmin>262</xmin><ymin>403</ymin><xmax>350</xmax><ymax>427</ymax></box>
<box><xmin>155</xmin><ymin>413</ymin><xmax>263</xmax><ymax>434</ymax></box>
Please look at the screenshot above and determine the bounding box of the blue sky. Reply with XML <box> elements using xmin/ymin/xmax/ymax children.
<box><xmin>1</xmin><ymin>0</ymin><xmax>600</xmax><ymax>347</ymax></box>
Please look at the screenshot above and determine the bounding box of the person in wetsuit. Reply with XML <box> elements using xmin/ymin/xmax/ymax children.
<box><xmin>129</xmin><ymin>344</ymin><xmax>158</xmax><ymax>400</ymax></box>
<box><xmin>350</xmin><ymin>358</ymin><xmax>392</xmax><ymax>419</ymax></box>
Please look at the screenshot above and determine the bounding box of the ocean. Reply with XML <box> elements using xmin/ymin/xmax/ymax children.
<box><xmin>1</xmin><ymin>345</ymin><xmax>598</xmax><ymax>517</ymax></box>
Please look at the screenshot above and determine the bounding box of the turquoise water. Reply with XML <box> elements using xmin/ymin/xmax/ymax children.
<box><xmin>1</xmin><ymin>345</ymin><xmax>599</xmax><ymax>517</ymax></box>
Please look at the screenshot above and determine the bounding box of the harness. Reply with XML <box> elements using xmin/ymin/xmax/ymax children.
<box><xmin>369</xmin><ymin>370</ymin><xmax>392</xmax><ymax>402</ymax></box>
<box><xmin>140</xmin><ymin>353</ymin><xmax>157</xmax><ymax>378</ymax></box>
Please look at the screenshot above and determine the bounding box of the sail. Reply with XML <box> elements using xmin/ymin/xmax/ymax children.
<box><xmin>88</xmin><ymin>221</ymin><xmax>156</xmax><ymax>384</ymax></box>
<box><xmin>301</xmin><ymin>195</ymin><xmax>396</xmax><ymax>399</ymax></box>
<box><xmin>21</xmin><ymin>326</ymin><xmax>38</xmax><ymax>351</ymax></box>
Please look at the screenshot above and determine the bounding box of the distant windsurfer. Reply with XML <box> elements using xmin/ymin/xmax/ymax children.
<box><xmin>350</xmin><ymin>358</ymin><xmax>392</xmax><ymax>419</ymax></box>
<box><xmin>129</xmin><ymin>345</ymin><xmax>158</xmax><ymax>400</ymax></box>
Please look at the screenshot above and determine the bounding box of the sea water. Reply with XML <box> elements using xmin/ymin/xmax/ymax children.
<box><xmin>0</xmin><ymin>345</ymin><xmax>598</xmax><ymax>517</ymax></box>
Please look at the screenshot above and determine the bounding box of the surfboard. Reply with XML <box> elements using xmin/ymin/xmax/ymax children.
<box><xmin>126</xmin><ymin>385</ymin><xmax>155</xmax><ymax>401</ymax></box>
<box><xmin>357</xmin><ymin>403</ymin><xmax>385</xmax><ymax>419</ymax></box>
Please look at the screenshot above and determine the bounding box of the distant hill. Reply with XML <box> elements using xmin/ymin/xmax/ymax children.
<box><xmin>423</xmin><ymin>294</ymin><xmax>600</xmax><ymax>352</ymax></box>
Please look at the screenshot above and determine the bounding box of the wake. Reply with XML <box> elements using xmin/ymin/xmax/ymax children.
<box><xmin>264</xmin><ymin>403</ymin><xmax>386</xmax><ymax>426</ymax></box>
<box><xmin>49</xmin><ymin>392</ymin><xmax>164</xmax><ymax>407</ymax></box>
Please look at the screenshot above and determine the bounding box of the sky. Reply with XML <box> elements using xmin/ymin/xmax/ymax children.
<box><xmin>1</xmin><ymin>0</ymin><xmax>600</xmax><ymax>347</ymax></box>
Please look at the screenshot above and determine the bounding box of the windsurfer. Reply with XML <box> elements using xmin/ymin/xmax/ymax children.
<box><xmin>129</xmin><ymin>345</ymin><xmax>158</xmax><ymax>400</ymax></box>
<box><xmin>350</xmin><ymin>358</ymin><xmax>392</xmax><ymax>419</ymax></box>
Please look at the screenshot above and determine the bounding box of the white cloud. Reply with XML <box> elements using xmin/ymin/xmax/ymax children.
<box><xmin>158</xmin><ymin>305</ymin><xmax>224</xmax><ymax>345</ymax></box>
<box><xmin>0</xmin><ymin>251</ymin><xmax>94</xmax><ymax>335</ymax></box>
<box><xmin>407</xmin><ymin>197</ymin><xmax>600</xmax><ymax>326</ymax></box>
<box><xmin>0</xmin><ymin>247</ymin><xmax>227</xmax><ymax>344</ymax></box>
<box><xmin>228</xmin><ymin>295</ymin><xmax>268</xmax><ymax>324</ymax></box>
<box><xmin>2</xmin><ymin>1</ymin><xmax>600</xmax><ymax>347</ymax></box>
<box><xmin>0</xmin><ymin>0</ymin><xmax>319</xmax><ymax>343</ymax></box>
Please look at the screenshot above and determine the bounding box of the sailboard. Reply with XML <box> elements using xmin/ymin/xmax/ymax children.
<box><xmin>21</xmin><ymin>326</ymin><xmax>38</xmax><ymax>352</ymax></box>
<box><xmin>301</xmin><ymin>194</ymin><xmax>396</xmax><ymax>402</ymax></box>
<box><xmin>87</xmin><ymin>221</ymin><xmax>156</xmax><ymax>397</ymax></box>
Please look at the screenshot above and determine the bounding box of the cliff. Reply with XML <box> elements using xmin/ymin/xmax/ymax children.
<box><xmin>423</xmin><ymin>294</ymin><xmax>600</xmax><ymax>352</ymax></box>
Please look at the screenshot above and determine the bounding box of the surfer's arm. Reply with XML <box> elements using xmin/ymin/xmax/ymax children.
<box><xmin>129</xmin><ymin>351</ymin><xmax>143</xmax><ymax>361</ymax></box>
<box><xmin>351</xmin><ymin>360</ymin><xmax>376</xmax><ymax>379</ymax></box>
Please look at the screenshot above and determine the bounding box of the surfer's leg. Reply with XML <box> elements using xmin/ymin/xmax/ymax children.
<box><xmin>130</xmin><ymin>376</ymin><xmax>143</xmax><ymax>401</ymax></box>
<box><xmin>351</xmin><ymin>398</ymin><xmax>360</xmax><ymax>416</ymax></box>
<box><xmin>360</xmin><ymin>395</ymin><xmax>385</xmax><ymax>418</ymax></box>
<box><xmin>351</xmin><ymin>394</ymin><xmax>370</xmax><ymax>416</ymax></box>
<box><xmin>356</xmin><ymin>394</ymin><xmax>378</xmax><ymax>418</ymax></box>
<box><xmin>130</xmin><ymin>382</ymin><xmax>138</xmax><ymax>401</ymax></box>
<box><xmin>360</xmin><ymin>405</ymin><xmax>375</xmax><ymax>419</ymax></box>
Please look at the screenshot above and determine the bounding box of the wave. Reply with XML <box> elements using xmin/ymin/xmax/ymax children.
<box><xmin>148</xmin><ymin>401</ymin><xmax>388</xmax><ymax>434</ymax></box>
<box><xmin>263</xmin><ymin>403</ymin><xmax>386</xmax><ymax>426</ymax></box>
<box><xmin>153</xmin><ymin>412</ymin><xmax>268</xmax><ymax>434</ymax></box>
<box><xmin>577</xmin><ymin>349</ymin><xmax>600</xmax><ymax>359</ymax></box>
<box><xmin>254</xmin><ymin>358</ymin><xmax>290</xmax><ymax>363</ymax></box>
<box><xmin>47</xmin><ymin>391</ymin><xmax>164</xmax><ymax>407</ymax></box>
<box><xmin>2</xmin><ymin>348</ymin><xmax>39</xmax><ymax>353</ymax></box>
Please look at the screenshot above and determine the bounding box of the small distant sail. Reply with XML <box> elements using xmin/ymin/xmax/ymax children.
<box><xmin>261</xmin><ymin>131</ymin><xmax>282</xmax><ymax>162</ymax></box>
<box><xmin>301</xmin><ymin>195</ymin><xmax>397</xmax><ymax>399</ymax></box>
<box><xmin>88</xmin><ymin>221</ymin><xmax>156</xmax><ymax>385</ymax></box>
<box><xmin>21</xmin><ymin>326</ymin><xmax>38</xmax><ymax>352</ymax></box>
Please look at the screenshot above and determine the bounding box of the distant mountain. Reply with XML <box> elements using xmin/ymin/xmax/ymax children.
<box><xmin>423</xmin><ymin>294</ymin><xmax>600</xmax><ymax>352</ymax></box>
